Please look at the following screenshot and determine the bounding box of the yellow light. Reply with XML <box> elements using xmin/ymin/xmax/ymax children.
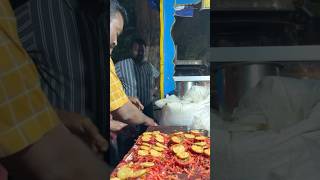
<box><xmin>202</xmin><ymin>0</ymin><xmax>210</xmax><ymax>9</ymax></box>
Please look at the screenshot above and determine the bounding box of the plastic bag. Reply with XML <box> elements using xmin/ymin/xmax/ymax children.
<box><xmin>155</xmin><ymin>86</ymin><xmax>210</xmax><ymax>132</ymax></box>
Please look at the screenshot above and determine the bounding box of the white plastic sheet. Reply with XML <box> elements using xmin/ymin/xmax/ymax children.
<box><xmin>213</xmin><ymin>76</ymin><xmax>320</xmax><ymax>180</ymax></box>
<box><xmin>155</xmin><ymin>86</ymin><xmax>210</xmax><ymax>133</ymax></box>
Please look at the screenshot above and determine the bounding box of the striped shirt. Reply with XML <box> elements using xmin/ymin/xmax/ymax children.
<box><xmin>14</xmin><ymin>0</ymin><xmax>86</xmax><ymax>115</ymax></box>
<box><xmin>115</xmin><ymin>58</ymin><xmax>159</xmax><ymax>106</ymax></box>
<box><xmin>13</xmin><ymin>0</ymin><xmax>107</xmax><ymax>127</ymax></box>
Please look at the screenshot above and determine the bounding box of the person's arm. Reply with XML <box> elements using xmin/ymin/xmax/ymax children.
<box><xmin>110</xmin><ymin>114</ymin><xmax>127</xmax><ymax>133</ymax></box>
<box><xmin>1</xmin><ymin>124</ymin><xmax>111</xmax><ymax>180</ymax></box>
<box><xmin>110</xmin><ymin>59</ymin><xmax>156</xmax><ymax>126</ymax></box>
<box><xmin>128</xmin><ymin>96</ymin><xmax>144</xmax><ymax>110</ymax></box>
<box><xmin>55</xmin><ymin>110</ymin><xmax>108</xmax><ymax>154</ymax></box>
<box><xmin>112</xmin><ymin>101</ymin><xmax>157</xmax><ymax>126</ymax></box>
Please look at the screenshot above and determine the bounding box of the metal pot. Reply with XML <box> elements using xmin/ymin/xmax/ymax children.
<box><xmin>215</xmin><ymin>63</ymin><xmax>282</xmax><ymax>120</ymax></box>
<box><xmin>174</xmin><ymin>76</ymin><xmax>210</xmax><ymax>97</ymax></box>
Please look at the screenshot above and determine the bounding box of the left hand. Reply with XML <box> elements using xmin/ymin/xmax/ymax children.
<box><xmin>56</xmin><ymin>110</ymin><xmax>108</xmax><ymax>155</ymax></box>
<box><xmin>128</xmin><ymin>96</ymin><xmax>144</xmax><ymax>110</ymax></box>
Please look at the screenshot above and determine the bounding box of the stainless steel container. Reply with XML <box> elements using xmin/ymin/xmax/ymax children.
<box><xmin>216</xmin><ymin>63</ymin><xmax>282</xmax><ymax>120</ymax></box>
<box><xmin>174</xmin><ymin>76</ymin><xmax>210</xmax><ymax>97</ymax></box>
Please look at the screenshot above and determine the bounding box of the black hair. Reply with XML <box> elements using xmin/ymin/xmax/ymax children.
<box><xmin>131</xmin><ymin>38</ymin><xmax>146</xmax><ymax>47</ymax></box>
<box><xmin>110</xmin><ymin>0</ymin><xmax>128</xmax><ymax>24</ymax></box>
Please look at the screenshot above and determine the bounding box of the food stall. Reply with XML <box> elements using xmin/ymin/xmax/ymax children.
<box><xmin>110</xmin><ymin>0</ymin><xmax>212</xmax><ymax>179</ymax></box>
<box><xmin>156</xmin><ymin>0</ymin><xmax>211</xmax><ymax>130</ymax></box>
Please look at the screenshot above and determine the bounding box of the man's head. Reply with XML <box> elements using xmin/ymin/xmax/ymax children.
<box><xmin>131</xmin><ymin>38</ymin><xmax>146</xmax><ymax>63</ymax></box>
<box><xmin>110</xmin><ymin>0</ymin><xmax>127</xmax><ymax>55</ymax></box>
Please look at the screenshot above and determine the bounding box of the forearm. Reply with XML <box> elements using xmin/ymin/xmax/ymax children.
<box><xmin>112</xmin><ymin>101</ymin><xmax>148</xmax><ymax>125</ymax></box>
<box><xmin>1</xmin><ymin>124</ymin><xmax>111</xmax><ymax>180</ymax></box>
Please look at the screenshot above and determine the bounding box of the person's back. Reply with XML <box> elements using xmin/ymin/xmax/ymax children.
<box><xmin>14</xmin><ymin>0</ymin><xmax>87</xmax><ymax>115</ymax></box>
<box><xmin>0</xmin><ymin>1</ymin><xmax>111</xmax><ymax>178</ymax></box>
<box><xmin>13</xmin><ymin>0</ymin><xmax>109</xmax><ymax>159</ymax></box>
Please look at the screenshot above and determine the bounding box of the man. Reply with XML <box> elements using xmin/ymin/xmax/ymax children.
<box><xmin>109</xmin><ymin>0</ymin><xmax>157</xmax><ymax>130</ymax></box>
<box><xmin>0</xmin><ymin>0</ymin><xmax>110</xmax><ymax>179</ymax></box>
<box><xmin>13</xmin><ymin>0</ymin><xmax>109</xmax><ymax>155</ymax></box>
<box><xmin>114</xmin><ymin>38</ymin><xmax>159</xmax><ymax>159</ymax></box>
<box><xmin>115</xmin><ymin>38</ymin><xmax>160</xmax><ymax>119</ymax></box>
<box><xmin>109</xmin><ymin>0</ymin><xmax>158</xmax><ymax>165</ymax></box>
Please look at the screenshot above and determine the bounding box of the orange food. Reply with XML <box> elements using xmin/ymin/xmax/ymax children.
<box><xmin>150</xmin><ymin>149</ymin><xmax>162</xmax><ymax>157</ymax></box>
<box><xmin>176</xmin><ymin>151</ymin><xmax>189</xmax><ymax>159</ymax></box>
<box><xmin>171</xmin><ymin>144</ymin><xmax>185</xmax><ymax>154</ymax></box>
<box><xmin>111</xmin><ymin>130</ymin><xmax>211</xmax><ymax>180</ymax></box>
<box><xmin>191</xmin><ymin>145</ymin><xmax>204</xmax><ymax>154</ymax></box>
<box><xmin>138</xmin><ymin>150</ymin><xmax>149</xmax><ymax>156</ymax></box>
<box><xmin>204</xmin><ymin>149</ymin><xmax>210</xmax><ymax>156</ymax></box>
<box><xmin>194</xmin><ymin>141</ymin><xmax>207</xmax><ymax>147</ymax></box>
<box><xmin>171</xmin><ymin>136</ymin><xmax>183</xmax><ymax>144</ymax></box>
<box><xmin>195</xmin><ymin>136</ymin><xmax>207</xmax><ymax>141</ymax></box>
<box><xmin>184</xmin><ymin>133</ymin><xmax>195</xmax><ymax>139</ymax></box>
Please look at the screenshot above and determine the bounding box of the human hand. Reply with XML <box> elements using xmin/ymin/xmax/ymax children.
<box><xmin>110</xmin><ymin>114</ymin><xmax>128</xmax><ymax>133</ymax></box>
<box><xmin>128</xmin><ymin>96</ymin><xmax>144</xmax><ymax>110</ymax></box>
<box><xmin>143</xmin><ymin>116</ymin><xmax>158</xmax><ymax>127</ymax></box>
<box><xmin>56</xmin><ymin>110</ymin><xmax>108</xmax><ymax>154</ymax></box>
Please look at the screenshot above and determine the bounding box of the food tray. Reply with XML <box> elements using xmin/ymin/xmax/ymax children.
<box><xmin>110</xmin><ymin>126</ymin><xmax>211</xmax><ymax>180</ymax></box>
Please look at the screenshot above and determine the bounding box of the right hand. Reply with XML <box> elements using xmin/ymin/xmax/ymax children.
<box><xmin>110</xmin><ymin>114</ymin><xmax>128</xmax><ymax>133</ymax></box>
<box><xmin>143</xmin><ymin>116</ymin><xmax>158</xmax><ymax>127</ymax></box>
<box><xmin>128</xmin><ymin>96</ymin><xmax>144</xmax><ymax>111</ymax></box>
<box><xmin>56</xmin><ymin>110</ymin><xmax>108</xmax><ymax>154</ymax></box>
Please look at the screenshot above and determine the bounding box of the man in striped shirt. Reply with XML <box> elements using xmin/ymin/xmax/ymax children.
<box><xmin>115</xmin><ymin>38</ymin><xmax>160</xmax><ymax>119</ymax></box>
<box><xmin>13</xmin><ymin>0</ymin><xmax>108</xmax><ymax>155</ymax></box>
<box><xmin>114</xmin><ymin>38</ymin><xmax>159</xmax><ymax>159</ymax></box>
<box><xmin>0</xmin><ymin>0</ymin><xmax>111</xmax><ymax>179</ymax></box>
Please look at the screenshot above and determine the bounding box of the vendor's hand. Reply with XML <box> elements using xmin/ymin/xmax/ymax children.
<box><xmin>143</xmin><ymin>116</ymin><xmax>158</xmax><ymax>127</ymax></box>
<box><xmin>56</xmin><ymin>110</ymin><xmax>108</xmax><ymax>155</ymax></box>
<box><xmin>110</xmin><ymin>114</ymin><xmax>128</xmax><ymax>133</ymax></box>
<box><xmin>128</xmin><ymin>96</ymin><xmax>144</xmax><ymax>110</ymax></box>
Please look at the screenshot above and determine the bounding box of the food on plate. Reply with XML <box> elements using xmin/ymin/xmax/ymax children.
<box><xmin>117</xmin><ymin>166</ymin><xmax>133</xmax><ymax>179</ymax></box>
<box><xmin>155</xmin><ymin>142</ymin><xmax>167</xmax><ymax>149</ymax></box>
<box><xmin>131</xmin><ymin>169</ymin><xmax>147</xmax><ymax>178</ymax></box>
<box><xmin>190</xmin><ymin>130</ymin><xmax>200</xmax><ymax>134</ymax></box>
<box><xmin>171</xmin><ymin>144</ymin><xmax>186</xmax><ymax>154</ymax></box>
<box><xmin>152</xmin><ymin>146</ymin><xmax>165</xmax><ymax>152</ymax></box>
<box><xmin>140</xmin><ymin>162</ymin><xmax>155</xmax><ymax>168</ymax></box>
<box><xmin>111</xmin><ymin>130</ymin><xmax>211</xmax><ymax>179</ymax></box>
<box><xmin>140</xmin><ymin>145</ymin><xmax>151</xmax><ymax>151</ymax></box>
<box><xmin>173</xmin><ymin>131</ymin><xmax>184</xmax><ymax>135</ymax></box>
<box><xmin>138</xmin><ymin>150</ymin><xmax>149</xmax><ymax>156</ymax></box>
<box><xmin>152</xmin><ymin>131</ymin><xmax>161</xmax><ymax>134</ymax></box>
<box><xmin>150</xmin><ymin>149</ymin><xmax>162</xmax><ymax>157</ymax></box>
<box><xmin>142</xmin><ymin>142</ymin><xmax>151</xmax><ymax>147</ymax></box>
<box><xmin>171</xmin><ymin>136</ymin><xmax>183</xmax><ymax>144</ymax></box>
<box><xmin>110</xmin><ymin>178</ymin><xmax>120</xmax><ymax>180</ymax></box>
<box><xmin>155</xmin><ymin>134</ymin><xmax>164</xmax><ymax>143</ymax></box>
<box><xmin>191</xmin><ymin>145</ymin><xmax>204</xmax><ymax>154</ymax></box>
<box><xmin>195</xmin><ymin>136</ymin><xmax>207</xmax><ymax>141</ymax></box>
<box><xmin>204</xmin><ymin>149</ymin><xmax>210</xmax><ymax>156</ymax></box>
<box><xmin>184</xmin><ymin>133</ymin><xmax>195</xmax><ymax>139</ymax></box>
<box><xmin>176</xmin><ymin>151</ymin><xmax>189</xmax><ymax>159</ymax></box>
<box><xmin>141</xmin><ymin>135</ymin><xmax>152</xmax><ymax>142</ymax></box>
<box><xmin>194</xmin><ymin>141</ymin><xmax>206</xmax><ymax>147</ymax></box>
<box><xmin>143</xmin><ymin>132</ymin><xmax>152</xmax><ymax>136</ymax></box>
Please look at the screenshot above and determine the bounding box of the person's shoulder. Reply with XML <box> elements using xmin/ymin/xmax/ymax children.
<box><xmin>115</xmin><ymin>58</ymin><xmax>132</xmax><ymax>65</ymax></box>
<box><xmin>119</xmin><ymin>58</ymin><xmax>134</xmax><ymax>64</ymax></box>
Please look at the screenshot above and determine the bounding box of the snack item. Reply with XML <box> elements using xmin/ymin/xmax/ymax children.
<box><xmin>111</xmin><ymin>130</ymin><xmax>210</xmax><ymax>179</ymax></box>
